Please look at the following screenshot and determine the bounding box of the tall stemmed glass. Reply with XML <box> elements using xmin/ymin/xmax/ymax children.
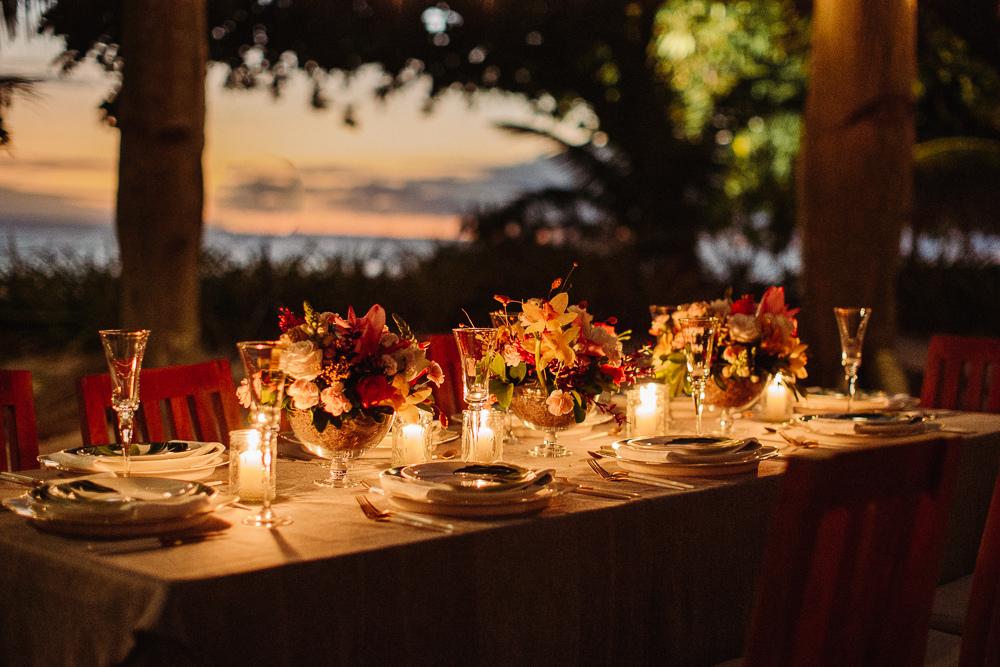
<box><xmin>237</xmin><ymin>341</ymin><xmax>291</xmax><ymax>527</ymax></box>
<box><xmin>99</xmin><ymin>329</ymin><xmax>151</xmax><ymax>478</ymax></box>
<box><xmin>677</xmin><ymin>317</ymin><xmax>720</xmax><ymax>436</ymax></box>
<box><xmin>834</xmin><ymin>307</ymin><xmax>872</xmax><ymax>412</ymax></box>
<box><xmin>453</xmin><ymin>327</ymin><xmax>498</xmax><ymax>458</ymax></box>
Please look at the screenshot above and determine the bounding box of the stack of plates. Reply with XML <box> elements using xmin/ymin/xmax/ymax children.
<box><xmin>610</xmin><ymin>435</ymin><xmax>777</xmax><ymax>476</ymax></box>
<box><xmin>797</xmin><ymin>389</ymin><xmax>919</xmax><ymax>414</ymax></box>
<box><xmin>379</xmin><ymin>461</ymin><xmax>573</xmax><ymax>517</ymax></box>
<box><xmin>2</xmin><ymin>477</ymin><xmax>234</xmax><ymax>537</ymax></box>
<box><xmin>40</xmin><ymin>441</ymin><xmax>227</xmax><ymax>480</ymax></box>
<box><xmin>797</xmin><ymin>412</ymin><xmax>937</xmax><ymax>441</ymax></box>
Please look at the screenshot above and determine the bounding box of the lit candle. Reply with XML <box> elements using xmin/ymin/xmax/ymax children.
<box><xmin>239</xmin><ymin>446</ymin><xmax>266</xmax><ymax>502</ymax></box>
<box><xmin>763</xmin><ymin>376</ymin><xmax>790</xmax><ymax>422</ymax></box>
<box><xmin>399</xmin><ymin>422</ymin><xmax>427</xmax><ymax>465</ymax></box>
<box><xmin>634</xmin><ymin>384</ymin><xmax>660</xmax><ymax>436</ymax></box>
<box><xmin>475</xmin><ymin>425</ymin><xmax>496</xmax><ymax>462</ymax></box>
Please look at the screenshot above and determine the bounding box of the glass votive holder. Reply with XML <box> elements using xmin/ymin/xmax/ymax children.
<box><xmin>627</xmin><ymin>382</ymin><xmax>671</xmax><ymax>438</ymax></box>
<box><xmin>391</xmin><ymin>410</ymin><xmax>434</xmax><ymax>467</ymax></box>
<box><xmin>461</xmin><ymin>408</ymin><xmax>504</xmax><ymax>463</ymax></box>
<box><xmin>229</xmin><ymin>428</ymin><xmax>277</xmax><ymax>504</ymax></box>
<box><xmin>756</xmin><ymin>373</ymin><xmax>795</xmax><ymax>423</ymax></box>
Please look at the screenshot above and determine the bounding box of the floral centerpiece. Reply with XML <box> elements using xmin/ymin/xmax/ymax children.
<box><xmin>489</xmin><ymin>278</ymin><xmax>649</xmax><ymax>423</ymax></box>
<box><xmin>650</xmin><ymin>286</ymin><xmax>808</xmax><ymax>399</ymax></box>
<box><xmin>237</xmin><ymin>302</ymin><xmax>444</xmax><ymax>432</ymax></box>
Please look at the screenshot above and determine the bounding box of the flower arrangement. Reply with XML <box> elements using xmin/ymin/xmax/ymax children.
<box><xmin>237</xmin><ymin>302</ymin><xmax>444</xmax><ymax>431</ymax></box>
<box><xmin>489</xmin><ymin>276</ymin><xmax>649</xmax><ymax>422</ymax></box>
<box><xmin>650</xmin><ymin>286</ymin><xmax>808</xmax><ymax>396</ymax></box>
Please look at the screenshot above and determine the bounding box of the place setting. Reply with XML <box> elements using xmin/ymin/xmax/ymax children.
<box><xmin>593</xmin><ymin>434</ymin><xmax>778</xmax><ymax>478</ymax></box>
<box><xmin>778</xmin><ymin>410</ymin><xmax>942</xmax><ymax>447</ymax></box>
<box><xmin>39</xmin><ymin>440</ymin><xmax>228</xmax><ymax>481</ymax></box>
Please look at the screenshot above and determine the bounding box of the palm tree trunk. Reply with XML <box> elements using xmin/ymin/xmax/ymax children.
<box><xmin>116</xmin><ymin>0</ymin><xmax>206</xmax><ymax>366</ymax></box>
<box><xmin>798</xmin><ymin>0</ymin><xmax>915</xmax><ymax>390</ymax></box>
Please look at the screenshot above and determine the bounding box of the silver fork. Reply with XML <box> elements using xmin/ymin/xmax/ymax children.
<box><xmin>587</xmin><ymin>459</ymin><xmax>693</xmax><ymax>490</ymax></box>
<box><xmin>355</xmin><ymin>495</ymin><xmax>455</xmax><ymax>533</ymax></box>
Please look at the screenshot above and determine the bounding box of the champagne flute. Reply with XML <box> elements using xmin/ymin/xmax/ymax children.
<box><xmin>453</xmin><ymin>327</ymin><xmax>498</xmax><ymax>459</ymax></box>
<box><xmin>834</xmin><ymin>307</ymin><xmax>872</xmax><ymax>412</ymax></box>
<box><xmin>677</xmin><ymin>317</ymin><xmax>720</xmax><ymax>436</ymax></box>
<box><xmin>99</xmin><ymin>329</ymin><xmax>151</xmax><ymax>477</ymax></box>
<box><xmin>237</xmin><ymin>341</ymin><xmax>291</xmax><ymax>527</ymax></box>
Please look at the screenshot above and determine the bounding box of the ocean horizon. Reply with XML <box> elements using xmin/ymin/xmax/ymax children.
<box><xmin>0</xmin><ymin>222</ymin><xmax>455</xmax><ymax>276</ymax></box>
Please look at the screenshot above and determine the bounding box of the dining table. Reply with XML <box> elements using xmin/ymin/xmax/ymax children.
<box><xmin>2</xmin><ymin>403</ymin><xmax>999</xmax><ymax>667</ymax></box>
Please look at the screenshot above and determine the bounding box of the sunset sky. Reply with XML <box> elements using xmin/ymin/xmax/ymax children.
<box><xmin>0</xmin><ymin>24</ymin><xmax>574</xmax><ymax>241</ymax></box>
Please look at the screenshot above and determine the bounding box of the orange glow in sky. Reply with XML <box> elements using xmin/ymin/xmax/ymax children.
<box><xmin>0</xmin><ymin>28</ymin><xmax>571</xmax><ymax>240</ymax></box>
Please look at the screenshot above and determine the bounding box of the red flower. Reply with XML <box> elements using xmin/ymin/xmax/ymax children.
<box><xmin>355</xmin><ymin>375</ymin><xmax>397</xmax><ymax>408</ymax></box>
<box><xmin>757</xmin><ymin>286</ymin><xmax>799</xmax><ymax>319</ymax></box>
<box><xmin>338</xmin><ymin>304</ymin><xmax>386</xmax><ymax>359</ymax></box>
<box><xmin>599</xmin><ymin>364</ymin><xmax>626</xmax><ymax>385</ymax></box>
<box><xmin>731</xmin><ymin>295</ymin><xmax>756</xmax><ymax>316</ymax></box>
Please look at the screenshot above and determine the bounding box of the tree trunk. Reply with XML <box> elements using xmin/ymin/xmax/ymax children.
<box><xmin>116</xmin><ymin>0</ymin><xmax>206</xmax><ymax>367</ymax></box>
<box><xmin>797</xmin><ymin>0</ymin><xmax>915</xmax><ymax>391</ymax></box>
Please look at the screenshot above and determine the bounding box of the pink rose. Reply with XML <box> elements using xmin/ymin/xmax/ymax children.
<box><xmin>546</xmin><ymin>389</ymin><xmax>575</xmax><ymax>416</ymax></box>
<box><xmin>287</xmin><ymin>379</ymin><xmax>320</xmax><ymax>410</ymax></box>
<box><xmin>236</xmin><ymin>378</ymin><xmax>252</xmax><ymax>408</ymax></box>
<box><xmin>426</xmin><ymin>361</ymin><xmax>445</xmax><ymax>387</ymax></box>
<box><xmin>320</xmin><ymin>382</ymin><xmax>353</xmax><ymax>417</ymax></box>
<box><xmin>502</xmin><ymin>344</ymin><xmax>521</xmax><ymax>367</ymax></box>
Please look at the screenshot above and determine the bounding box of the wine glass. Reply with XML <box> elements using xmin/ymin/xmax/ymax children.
<box><xmin>99</xmin><ymin>329</ymin><xmax>151</xmax><ymax>478</ymax></box>
<box><xmin>677</xmin><ymin>317</ymin><xmax>720</xmax><ymax>436</ymax></box>
<box><xmin>237</xmin><ymin>341</ymin><xmax>291</xmax><ymax>527</ymax></box>
<box><xmin>834</xmin><ymin>307</ymin><xmax>872</xmax><ymax>412</ymax></box>
<box><xmin>453</xmin><ymin>327</ymin><xmax>498</xmax><ymax>457</ymax></box>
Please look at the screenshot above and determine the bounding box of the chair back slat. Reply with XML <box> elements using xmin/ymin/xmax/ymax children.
<box><xmin>0</xmin><ymin>370</ymin><xmax>39</xmax><ymax>472</ymax></box>
<box><xmin>742</xmin><ymin>437</ymin><xmax>960</xmax><ymax>667</ymax></box>
<box><xmin>76</xmin><ymin>360</ymin><xmax>242</xmax><ymax>446</ymax></box>
<box><xmin>422</xmin><ymin>334</ymin><xmax>466</xmax><ymax>419</ymax></box>
<box><xmin>921</xmin><ymin>335</ymin><xmax>1000</xmax><ymax>413</ymax></box>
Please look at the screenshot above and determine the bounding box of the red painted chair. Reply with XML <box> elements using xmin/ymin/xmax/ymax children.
<box><xmin>736</xmin><ymin>437</ymin><xmax>961</xmax><ymax>667</ymax></box>
<box><xmin>920</xmin><ymin>335</ymin><xmax>1000</xmax><ymax>413</ymax></box>
<box><xmin>0</xmin><ymin>370</ymin><xmax>39</xmax><ymax>472</ymax></box>
<box><xmin>422</xmin><ymin>334</ymin><xmax>466</xmax><ymax>419</ymax></box>
<box><xmin>76</xmin><ymin>359</ymin><xmax>243</xmax><ymax>447</ymax></box>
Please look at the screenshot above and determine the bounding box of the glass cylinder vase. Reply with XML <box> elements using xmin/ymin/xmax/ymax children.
<box><xmin>229</xmin><ymin>428</ymin><xmax>277</xmax><ymax>503</ymax></box>
<box><xmin>461</xmin><ymin>408</ymin><xmax>504</xmax><ymax>463</ymax></box>
<box><xmin>391</xmin><ymin>410</ymin><xmax>434</xmax><ymax>467</ymax></box>
<box><xmin>627</xmin><ymin>382</ymin><xmax>671</xmax><ymax>438</ymax></box>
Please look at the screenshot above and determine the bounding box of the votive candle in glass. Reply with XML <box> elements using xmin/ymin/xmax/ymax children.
<box><xmin>628</xmin><ymin>382</ymin><xmax>669</xmax><ymax>438</ymax></box>
<box><xmin>391</xmin><ymin>410</ymin><xmax>434</xmax><ymax>466</ymax></box>
<box><xmin>229</xmin><ymin>428</ymin><xmax>277</xmax><ymax>503</ymax></box>
<box><xmin>461</xmin><ymin>408</ymin><xmax>504</xmax><ymax>462</ymax></box>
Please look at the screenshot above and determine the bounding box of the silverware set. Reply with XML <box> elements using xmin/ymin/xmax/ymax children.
<box><xmin>587</xmin><ymin>458</ymin><xmax>694</xmax><ymax>491</ymax></box>
<box><xmin>355</xmin><ymin>495</ymin><xmax>455</xmax><ymax>533</ymax></box>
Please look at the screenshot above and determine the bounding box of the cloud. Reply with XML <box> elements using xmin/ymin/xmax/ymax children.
<box><xmin>0</xmin><ymin>185</ymin><xmax>112</xmax><ymax>226</ymax></box>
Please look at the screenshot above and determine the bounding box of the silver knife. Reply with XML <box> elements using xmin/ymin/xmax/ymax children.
<box><xmin>0</xmin><ymin>472</ymin><xmax>42</xmax><ymax>487</ymax></box>
<box><xmin>572</xmin><ymin>486</ymin><xmax>639</xmax><ymax>500</ymax></box>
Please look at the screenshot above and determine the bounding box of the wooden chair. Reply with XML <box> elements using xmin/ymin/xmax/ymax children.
<box><xmin>422</xmin><ymin>334</ymin><xmax>466</xmax><ymax>419</ymax></box>
<box><xmin>920</xmin><ymin>335</ymin><xmax>1000</xmax><ymax>413</ymax></box>
<box><xmin>0</xmin><ymin>370</ymin><xmax>39</xmax><ymax>472</ymax></box>
<box><xmin>737</xmin><ymin>437</ymin><xmax>961</xmax><ymax>667</ymax></box>
<box><xmin>76</xmin><ymin>359</ymin><xmax>243</xmax><ymax>447</ymax></box>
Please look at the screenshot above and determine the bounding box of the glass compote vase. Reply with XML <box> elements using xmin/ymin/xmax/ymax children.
<box><xmin>704</xmin><ymin>375</ymin><xmax>768</xmax><ymax>435</ymax></box>
<box><xmin>509</xmin><ymin>383</ymin><xmax>577</xmax><ymax>458</ymax></box>
<box><xmin>290</xmin><ymin>410</ymin><xmax>395</xmax><ymax>489</ymax></box>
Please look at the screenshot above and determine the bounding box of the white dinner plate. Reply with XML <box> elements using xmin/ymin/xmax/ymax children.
<box><xmin>3</xmin><ymin>496</ymin><xmax>219</xmax><ymax>538</ymax></box>
<box><xmin>399</xmin><ymin>461</ymin><xmax>539</xmax><ymax>491</ymax></box>
<box><xmin>385</xmin><ymin>481</ymin><xmax>573</xmax><ymax>517</ymax></box>
<box><xmin>799</xmin><ymin>412</ymin><xmax>929</xmax><ymax>436</ymax></box>
<box><xmin>381</xmin><ymin>465</ymin><xmax>555</xmax><ymax>504</ymax></box>
<box><xmin>39</xmin><ymin>454</ymin><xmax>227</xmax><ymax>480</ymax></box>
<box><xmin>616</xmin><ymin>444</ymin><xmax>778</xmax><ymax>477</ymax></box>
<box><xmin>42</xmin><ymin>441</ymin><xmax>226</xmax><ymax>476</ymax></box>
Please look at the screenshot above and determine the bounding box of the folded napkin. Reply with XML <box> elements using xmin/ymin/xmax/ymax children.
<box><xmin>617</xmin><ymin>439</ymin><xmax>761</xmax><ymax>464</ymax></box>
<box><xmin>48</xmin><ymin>442</ymin><xmax>225</xmax><ymax>473</ymax></box>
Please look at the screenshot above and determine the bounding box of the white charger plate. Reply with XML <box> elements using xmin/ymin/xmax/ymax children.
<box><xmin>615</xmin><ymin>444</ymin><xmax>778</xmax><ymax>477</ymax></box>
<box><xmin>385</xmin><ymin>481</ymin><xmax>573</xmax><ymax>517</ymax></box>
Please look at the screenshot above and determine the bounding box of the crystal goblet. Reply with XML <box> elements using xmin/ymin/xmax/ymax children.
<box><xmin>99</xmin><ymin>329</ymin><xmax>151</xmax><ymax>478</ymax></box>
<box><xmin>677</xmin><ymin>317</ymin><xmax>720</xmax><ymax>436</ymax></box>
<box><xmin>237</xmin><ymin>341</ymin><xmax>291</xmax><ymax>527</ymax></box>
<box><xmin>834</xmin><ymin>307</ymin><xmax>872</xmax><ymax>412</ymax></box>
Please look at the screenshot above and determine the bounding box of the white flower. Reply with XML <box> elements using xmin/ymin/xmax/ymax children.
<box><xmin>588</xmin><ymin>326</ymin><xmax>623</xmax><ymax>365</ymax></box>
<box><xmin>287</xmin><ymin>379</ymin><xmax>320</xmax><ymax>410</ymax></box>
<box><xmin>546</xmin><ymin>389</ymin><xmax>575</xmax><ymax>416</ymax></box>
<box><xmin>380</xmin><ymin>332</ymin><xmax>400</xmax><ymax>347</ymax></box>
<box><xmin>728</xmin><ymin>314</ymin><xmax>761</xmax><ymax>343</ymax></box>
<box><xmin>281</xmin><ymin>340</ymin><xmax>323</xmax><ymax>381</ymax></box>
<box><xmin>426</xmin><ymin>361</ymin><xmax>445</xmax><ymax>386</ymax></box>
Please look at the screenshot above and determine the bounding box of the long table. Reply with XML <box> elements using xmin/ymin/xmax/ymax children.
<box><xmin>2</xmin><ymin>410</ymin><xmax>999</xmax><ymax>667</ymax></box>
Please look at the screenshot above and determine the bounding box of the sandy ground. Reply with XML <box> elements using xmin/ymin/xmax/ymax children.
<box><xmin>7</xmin><ymin>338</ymin><xmax>932</xmax><ymax>458</ymax></box>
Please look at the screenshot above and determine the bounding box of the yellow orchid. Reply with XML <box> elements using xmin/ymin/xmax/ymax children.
<box><xmin>521</xmin><ymin>292</ymin><xmax>579</xmax><ymax>336</ymax></box>
<box><xmin>391</xmin><ymin>374</ymin><xmax>434</xmax><ymax>424</ymax></box>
